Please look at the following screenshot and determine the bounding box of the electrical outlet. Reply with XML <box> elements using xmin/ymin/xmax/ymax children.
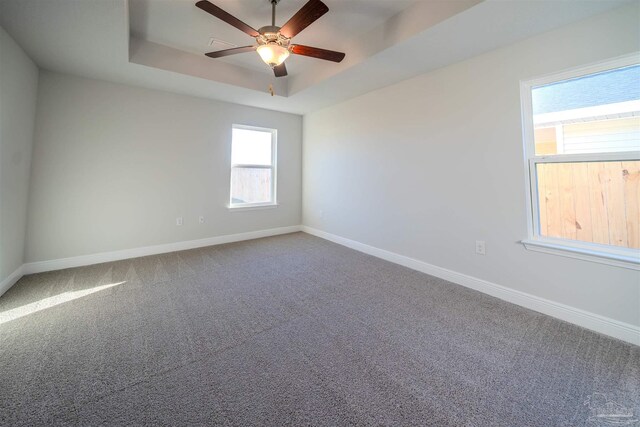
<box><xmin>475</xmin><ymin>240</ymin><xmax>486</xmax><ymax>255</ymax></box>
<box><xmin>176</xmin><ymin>217</ymin><xmax>183</xmax><ymax>226</ymax></box>
<box><xmin>199</xmin><ymin>216</ymin><xmax>205</xmax><ymax>224</ymax></box>
<box><xmin>319</xmin><ymin>210</ymin><xmax>324</xmax><ymax>218</ymax></box>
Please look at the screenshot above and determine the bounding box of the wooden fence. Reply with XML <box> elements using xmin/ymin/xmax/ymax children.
<box><xmin>536</xmin><ymin>160</ymin><xmax>639</xmax><ymax>249</ymax></box>
<box><xmin>231</xmin><ymin>167</ymin><xmax>272</xmax><ymax>204</ymax></box>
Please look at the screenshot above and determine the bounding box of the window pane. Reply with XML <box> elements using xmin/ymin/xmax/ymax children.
<box><xmin>535</xmin><ymin>160</ymin><xmax>639</xmax><ymax>249</ymax></box>
<box><xmin>531</xmin><ymin>64</ymin><xmax>640</xmax><ymax>155</ymax></box>
<box><xmin>231</xmin><ymin>167</ymin><xmax>272</xmax><ymax>204</ymax></box>
<box><xmin>231</xmin><ymin>128</ymin><xmax>272</xmax><ymax>165</ymax></box>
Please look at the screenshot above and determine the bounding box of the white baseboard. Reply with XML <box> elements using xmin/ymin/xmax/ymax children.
<box><xmin>0</xmin><ymin>265</ymin><xmax>25</xmax><ymax>298</ymax></box>
<box><xmin>301</xmin><ymin>226</ymin><xmax>640</xmax><ymax>346</ymax></box>
<box><xmin>22</xmin><ymin>225</ymin><xmax>302</xmax><ymax>275</ymax></box>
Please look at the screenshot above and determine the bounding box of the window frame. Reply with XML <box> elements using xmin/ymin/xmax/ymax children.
<box><xmin>228</xmin><ymin>124</ymin><xmax>278</xmax><ymax>210</ymax></box>
<box><xmin>520</xmin><ymin>53</ymin><xmax>640</xmax><ymax>270</ymax></box>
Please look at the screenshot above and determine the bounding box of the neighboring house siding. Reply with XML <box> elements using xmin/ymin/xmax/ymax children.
<box><xmin>563</xmin><ymin>117</ymin><xmax>640</xmax><ymax>154</ymax></box>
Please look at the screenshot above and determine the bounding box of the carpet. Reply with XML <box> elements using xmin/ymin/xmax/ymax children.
<box><xmin>0</xmin><ymin>232</ymin><xmax>638</xmax><ymax>426</ymax></box>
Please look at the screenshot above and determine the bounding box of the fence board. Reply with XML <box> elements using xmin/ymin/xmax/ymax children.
<box><xmin>558</xmin><ymin>163</ymin><xmax>577</xmax><ymax>240</ymax></box>
<box><xmin>587</xmin><ymin>162</ymin><xmax>610</xmax><ymax>245</ymax></box>
<box><xmin>572</xmin><ymin>163</ymin><xmax>593</xmax><ymax>243</ymax></box>
<box><xmin>536</xmin><ymin>163</ymin><xmax>548</xmax><ymax>236</ymax></box>
<box><xmin>537</xmin><ymin>163</ymin><xmax>548</xmax><ymax>236</ymax></box>
<box><xmin>543</xmin><ymin>163</ymin><xmax>563</xmax><ymax>239</ymax></box>
<box><xmin>603</xmin><ymin>162</ymin><xmax>628</xmax><ymax>247</ymax></box>
<box><xmin>622</xmin><ymin>161</ymin><xmax>640</xmax><ymax>249</ymax></box>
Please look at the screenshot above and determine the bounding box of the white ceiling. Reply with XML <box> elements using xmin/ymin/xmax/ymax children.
<box><xmin>0</xmin><ymin>0</ymin><xmax>632</xmax><ymax>115</ymax></box>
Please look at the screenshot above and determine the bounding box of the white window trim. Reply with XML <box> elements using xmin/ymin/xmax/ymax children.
<box><xmin>228</xmin><ymin>124</ymin><xmax>278</xmax><ymax>210</ymax></box>
<box><xmin>520</xmin><ymin>53</ymin><xmax>640</xmax><ymax>271</ymax></box>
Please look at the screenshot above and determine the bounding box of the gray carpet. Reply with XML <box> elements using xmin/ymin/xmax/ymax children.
<box><xmin>0</xmin><ymin>232</ymin><xmax>638</xmax><ymax>426</ymax></box>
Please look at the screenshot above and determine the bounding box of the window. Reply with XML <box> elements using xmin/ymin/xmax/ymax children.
<box><xmin>229</xmin><ymin>125</ymin><xmax>277</xmax><ymax>208</ymax></box>
<box><xmin>520</xmin><ymin>55</ymin><xmax>640</xmax><ymax>269</ymax></box>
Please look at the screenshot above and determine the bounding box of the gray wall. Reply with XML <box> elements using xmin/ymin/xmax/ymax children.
<box><xmin>0</xmin><ymin>26</ymin><xmax>38</xmax><ymax>283</ymax></box>
<box><xmin>302</xmin><ymin>4</ymin><xmax>640</xmax><ymax>327</ymax></box>
<box><xmin>26</xmin><ymin>72</ymin><xmax>302</xmax><ymax>262</ymax></box>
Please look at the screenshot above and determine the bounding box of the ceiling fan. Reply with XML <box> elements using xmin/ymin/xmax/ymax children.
<box><xmin>195</xmin><ymin>0</ymin><xmax>345</xmax><ymax>77</ymax></box>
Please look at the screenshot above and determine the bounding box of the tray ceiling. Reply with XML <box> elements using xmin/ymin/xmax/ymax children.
<box><xmin>0</xmin><ymin>0</ymin><xmax>632</xmax><ymax>114</ymax></box>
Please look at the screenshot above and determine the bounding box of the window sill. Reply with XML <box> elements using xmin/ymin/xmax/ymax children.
<box><xmin>227</xmin><ymin>203</ymin><xmax>279</xmax><ymax>212</ymax></box>
<box><xmin>521</xmin><ymin>239</ymin><xmax>640</xmax><ymax>270</ymax></box>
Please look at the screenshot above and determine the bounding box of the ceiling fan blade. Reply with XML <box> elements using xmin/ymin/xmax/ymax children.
<box><xmin>273</xmin><ymin>63</ymin><xmax>288</xmax><ymax>77</ymax></box>
<box><xmin>196</xmin><ymin>1</ymin><xmax>259</xmax><ymax>37</ymax></box>
<box><xmin>205</xmin><ymin>46</ymin><xmax>256</xmax><ymax>58</ymax></box>
<box><xmin>291</xmin><ymin>44</ymin><xmax>345</xmax><ymax>63</ymax></box>
<box><xmin>279</xmin><ymin>0</ymin><xmax>329</xmax><ymax>39</ymax></box>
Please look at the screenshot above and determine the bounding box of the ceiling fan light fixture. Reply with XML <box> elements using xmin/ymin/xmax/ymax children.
<box><xmin>256</xmin><ymin>43</ymin><xmax>290</xmax><ymax>67</ymax></box>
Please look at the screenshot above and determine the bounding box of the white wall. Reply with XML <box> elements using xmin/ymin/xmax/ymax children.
<box><xmin>26</xmin><ymin>72</ymin><xmax>302</xmax><ymax>262</ymax></box>
<box><xmin>303</xmin><ymin>4</ymin><xmax>640</xmax><ymax>327</ymax></box>
<box><xmin>0</xmin><ymin>26</ymin><xmax>38</xmax><ymax>284</ymax></box>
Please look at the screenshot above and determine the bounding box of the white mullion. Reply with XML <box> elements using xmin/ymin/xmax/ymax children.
<box><xmin>231</xmin><ymin>164</ymin><xmax>272</xmax><ymax>169</ymax></box>
<box><xmin>532</xmin><ymin>151</ymin><xmax>640</xmax><ymax>164</ymax></box>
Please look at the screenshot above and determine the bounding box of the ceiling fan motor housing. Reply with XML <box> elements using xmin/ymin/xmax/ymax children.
<box><xmin>256</xmin><ymin>26</ymin><xmax>291</xmax><ymax>49</ymax></box>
